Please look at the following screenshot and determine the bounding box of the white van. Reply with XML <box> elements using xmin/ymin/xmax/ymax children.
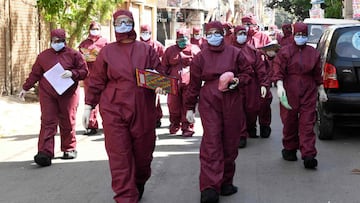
<box><xmin>303</xmin><ymin>18</ymin><xmax>359</xmax><ymax>47</ymax></box>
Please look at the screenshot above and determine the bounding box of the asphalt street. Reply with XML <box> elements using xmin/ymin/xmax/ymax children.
<box><xmin>1</xmin><ymin>88</ymin><xmax>360</xmax><ymax>203</ymax></box>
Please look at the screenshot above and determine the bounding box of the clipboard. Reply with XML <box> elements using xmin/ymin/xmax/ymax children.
<box><xmin>43</xmin><ymin>62</ymin><xmax>74</xmax><ymax>95</ymax></box>
<box><xmin>135</xmin><ymin>68</ymin><xmax>178</xmax><ymax>95</ymax></box>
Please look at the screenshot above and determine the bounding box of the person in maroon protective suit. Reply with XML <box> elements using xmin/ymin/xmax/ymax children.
<box><xmin>241</xmin><ymin>15</ymin><xmax>272</xmax><ymax>48</ymax></box>
<box><xmin>139</xmin><ymin>24</ymin><xmax>166</xmax><ymax>128</ymax></box>
<box><xmin>268</xmin><ymin>24</ymin><xmax>283</xmax><ymax>42</ymax></box>
<box><xmin>184</xmin><ymin>21</ymin><xmax>252</xmax><ymax>203</ymax></box>
<box><xmin>19</xmin><ymin>29</ymin><xmax>88</xmax><ymax>167</ymax></box>
<box><xmin>272</xmin><ymin>22</ymin><xmax>328</xmax><ymax>169</ymax></box>
<box><xmin>82</xmin><ymin>9</ymin><xmax>165</xmax><ymax>202</ymax></box>
<box><xmin>278</xmin><ymin>23</ymin><xmax>293</xmax><ymax>47</ymax></box>
<box><xmin>222</xmin><ymin>22</ymin><xmax>234</xmax><ymax>45</ymax></box>
<box><xmin>190</xmin><ymin>26</ymin><xmax>205</xmax><ymax>49</ymax></box>
<box><xmin>232</xmin><ymin>25</ymin><xmax>270</xmax><ymax>148</ymax></box>
<box><xmin>78</xmin><ymin>21</ymin><xmax>108</xmax><ymax>135</ymax></box>
<box><xmin>162</xmin><ymin>28</ymin><xmax>201</xmax><ymax>137</ymax></box>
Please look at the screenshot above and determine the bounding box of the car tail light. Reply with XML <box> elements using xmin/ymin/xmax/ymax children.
<box><xmin>323</xmin><ymin>62</ymin><xmax>339</xmax><ymax>88</ymax></box>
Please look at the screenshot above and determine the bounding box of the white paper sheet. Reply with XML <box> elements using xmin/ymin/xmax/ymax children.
<box><xmin>43</xmin><ymin>62</ymin><xmax>74</xmax><ymax>95</ymax></box>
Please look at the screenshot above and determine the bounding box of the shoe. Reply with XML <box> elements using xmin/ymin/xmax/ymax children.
<box><xmin>248</xmin><ymin>127</ymin><xmax>259</xmax><ymax>138</ymax></box>
<box><xmin>260</xmin><ymin>126</ymin><xmax>271</xmax><ymax>138</ymax></box>
<box><xmin>169</xmin><ymin>123</ymin><xmax>180</xmax><ymax>134</ymax></box>
<box><xmin>220</xmin><ymin>184</ymin><xmax>238</xmax><ymax>196</ymax></box>
<box><xmin>137</xmin><ymin>183</ymin><xmax>145</xmax><ymax>200</ymax></box>
<box><xmin>61</xmin><ymin>150</ymin><xmax>77</xmax><ymax>159</ymax></box>
<box><xmin>281</xmin><ymin>149</ymin><xmax>298</xmax><ymax>161</ymax></box>
<box><xmin>303</xmin><ymin>157</ymin><xmax>318</xmax><ymax>169</ymax></box>
<box><xmin>34</xmin><ymin>152</ymin><xmax>52</xmax><ymax>167</ymax></box>
<box><xmin>238</xmin><ymin>137</ymin><xmax>247</xmax><ymax>148</ymax></box>
<box><xmin>156</xmin><ymin>120</ymin><xmax>162</xmax><ymax>128</ymax></box>
<box><xmin>182</xmin><ymin>130</ymin><xmax>194</xmax><ymax>137</ymax></box>
<box><xmin>83</xmin><ymin>128</ymin><xmax>98</xmax><ymax>136</ymax></box>
<box><xmin>201</xmin><ymin>188</ymin><xmax>219</xmax><ymax>203</ymax></box>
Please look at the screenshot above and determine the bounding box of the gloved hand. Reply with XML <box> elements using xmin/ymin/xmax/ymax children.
<box><xmin>186</xmin><ymin>110</ymin><xmax>195</xmax><ymax>123</ymax></box>
<box><xmin>155</xmin><ymin>87</ymin><xmax>167</xmax><ymax>95</ymax></box>
<box><xmin>18</xmin><ymin>89</ymin><xmax>27</xmax><ymax>101</ymax></box>
<box><xmin>82</xmin><ymin>104</ymin><xmax>92</xmax><ymax>129</ymax></box>
<box><xmin>61</xmin><ymin>70</ymin><xmax>72</xmax><ymax>78</ymax></box>
<box><xmin>318</xmin><ymin>84</ymin><xmax>328</xmax><ymax>102</ymax></box>
<box><xmin>228</xmin><ymin>77</ymin><xmax>239</xmax><ymax>90</ymax></box>
<box><xmin>260</xmin><ymin>86</ymin><xmax>267</xmax><ymax>98</ymax></box>
<box><xmin>276</xmin><ymin>80</ymin><xmax>285</xmax><ymax>98</ymax></box>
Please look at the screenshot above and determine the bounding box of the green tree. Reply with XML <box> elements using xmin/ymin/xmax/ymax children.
<box><xmin>323</xmin><ymin>0</ymin><xmax>343</xmax><ymax>18</ymax></box>
<box><xmin>37</xmin><ymin>0</ymin><xmax>123</xmax><ymax>48</ymax></box>
<box><xmin>267</xmin><ymin>0</ymin><xmax>311</xmax><ymax>20</ymax></box>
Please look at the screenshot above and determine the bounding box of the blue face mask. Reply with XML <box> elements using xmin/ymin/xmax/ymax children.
<box><xmin>115</xmin><ymin>23</ymin><xmax>133</xmax><ymax>33</ymax></box>
<box><xmin>51</xmin><ymin>42</ymin><xmax>65</xmax><ymax>52</ymax></box>
<box><xmin>177</xmin><ymin>38</ymin><xmax>188</xmax><ymax>48</ymax></box>
<box><xmin>206</xmin><ymin>35</ymin><xmax>223</xmax><ymax>46</ymax></box>
<box><xmin>236</xmin><ymin>35</ymin><xmax>247</xmax><ymax>44</ymax></box>
<box><xmin>294</xmin><ymin>36</ymin><xmax>308</xmax><ymax>46</ymax></box>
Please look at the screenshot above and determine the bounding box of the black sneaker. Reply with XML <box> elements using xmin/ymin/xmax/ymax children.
<box><xmin>61</xmin><ymin>150</ymin><xmax>77</xmax><ymax>159</ymax></box>
<box><xmin>220</xmin><ymin>184</ymin><xmax>238</xmax><ymax>196</ymax></box>
<box><xmin>238</xmin><ymin>137</ymin><xmax>247</xmax><ymax>148</ymax></box>
<box><xmin>34</xmin><ymin>152</ymin><xmax>52</xmax><ymax>167</ymax></box>
<box><xmin>137</xmin><ymin>183</ymin><xmax>145</xmax><ymax>200</ymax></box>
<box><xmin>303</xmin><ymin>157</ymin><xmax>318</xmax><ymax>169</ymax></box>
<box><xmin>201</xmin><ymin>188</ymin><xmax>219</xmax><ymax>203</ymax></box>
<box><xmin>156</xmin><ymin>120</ymin><xmax>162</xmax><ymax>128</ymax></box>
<box><xmin>281</xmin><ymin>149</ymin><xmax>298</xmax><ymax>161</ymax></box>
<box><xmin>248</xmin><ymin>127</ymin><xmax>259</xmax><ymax>138</ymax></box>
<box><xmin>84</xmin><ymin>129</ymin><xmax>98</xmax><ymax>136</ymax></box>
<box><xmin>260</xmin><ymin>126</ymin><xmax>271</xmax><ymax>138</ymax></box>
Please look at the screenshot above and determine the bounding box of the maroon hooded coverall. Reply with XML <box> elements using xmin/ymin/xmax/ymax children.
<box><xmin>22</xmin><ymin>29</ymin><xmax>88</xmax><ymax>157</ymax></box>
<box><xmin>84</xmin><ymin>9</ymin><xmax>163</xmax><ymax>203</ymax></box>
<box><xmin>78</xmin><ymin>21</ymin><xmax>108</xmax><ymax>131</ymax></box>
<box><xmin>272</xmin><ymin>23</ymin><xmax>322</xmax><ymax>159</ymax></box>
<box><xmin>232</xmin><ymin>25</ymin><xmax>270</xmax><ymax>139</ymax></box>
<box><xmin>185</xmin><ymin>21</ymin><xmax>252</xmax><ymax>193</ymax></box>
<box><xmin>162</xmin><ymin>31</ymin><xmax>200</xmax><ymax>136</ymax></box>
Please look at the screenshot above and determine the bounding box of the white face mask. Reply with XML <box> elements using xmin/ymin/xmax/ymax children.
<box><xmin>194</xmin><ymin>34</ymin><xmax>201</xmax><ymax>40</ymax></box>
<box><xmin>90</xmin><ymin>29</ymin><xmax>100</xmax><ymax>36</ymax></box>
<box><xmin>266</xmin><ymin>50</ymin><xmax>276</xmax><ymax>58</ymax></box>
<box><xmin>236</xmin><ymin>35</ymin><xmax>247</xmax><ymax>44</ymax></box>
<box><xmin>206</xmin><ymin>35</ymin><xmax>223</xmax><ymax>46</ymax></box>
<box><xmin>294</xmin><ymin>36</ymin><xmax>308</xmax><ymax>46</ymax></box>
<box><xmin>51</xmin><ymin>42</ymin><xmax>65</xmax><ymax>52</ymax></box>
<box><xmin>140</xmin><ymin>33</ymin><xmax>151</xmax><ymax>41</ymax></box>
<box><xmin>115</xmin><ymin>24</ymin><xmax>133</xmax><ymax>33</ymax></box>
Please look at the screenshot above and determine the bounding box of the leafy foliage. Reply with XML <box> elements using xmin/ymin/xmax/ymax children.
<box><xmin>323</xmin><ymin>0</ymin><xmax>343</xmax><ymax>18</ymax></box>
<box><xmin>37</xmin><ymin>0</ymin><xmax>122</xmax><ymax>47</ymax></box>
<box><xmin>267</xmin><ymin>0</ymin><xmax>311</xmax><ymax>20</ymax></box>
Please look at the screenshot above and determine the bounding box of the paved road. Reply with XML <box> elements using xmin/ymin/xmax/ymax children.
<box><xmin>1</xmin><ymin>88</ymin><xmax>360</xmax><ymax>203</ymax></box>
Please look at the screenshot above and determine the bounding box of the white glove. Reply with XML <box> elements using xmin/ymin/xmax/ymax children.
<box><xmin>61</xmin><ymin>70</ymin><xmax>73</xmax><ymax>78</ymax></box>
<box><xmin>318</xmin><ymin>84</ymin><xmax>328</xmax><ymax>102</ymax></box>
<box><xmin>18</xmin><ymin>89</ymin><xmax>27</xmax><ymax>101</ymax></box>
<box><xmin>82</xmin><ymin>104</ymin><xmax>92</xmax><ymax>129</ymax></box>
<box><xmin>155</xmin><ymin>87</ymin><xmax>167</xmax><ymax>95</ymax></box>
<box><xmin>186</xmin><ymin>110</ymin><xmax>195</xmax><ymax>123</ymax></box>
<box><xmin>260</xmin><ymin>86</ymin><xmax>267</xmax><ymax>98</ymax></box>
<box><xmin>276</xmin><ymin>80</ymin><xmax>286</xmax><ymax>98</ymax></box>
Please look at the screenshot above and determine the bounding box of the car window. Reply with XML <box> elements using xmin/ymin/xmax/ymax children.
<box><xmin>308</xmin><ymin>24</ymin><xmax>330</xmax><ymax>44</ymax></box>
<box><xmin>335</xmin><ymin>30</ymin><xmax>360</xmax><ymax>58</ymax></box>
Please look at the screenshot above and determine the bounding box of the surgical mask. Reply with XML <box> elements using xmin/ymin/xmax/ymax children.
<box><xmin>115</xmin><ymin>24</ymin><xmax>133</xmax><ymax>33</ymax></box>
<box><xmin>294</xmin><ymin>36</ymin><xmax>308</xmax><ymax>46</ymax></box>
<box><xmin>90</xmin><ymin>29</ymin><xmax>100</xmax><ymax>36</ymax></box>
<box><xmin>141</xmin><ymin>33</ymin><xmax>151</xmax><ymax>41</ymax></box>
<box><xmin>266</xmin><ymin>50</ymin><xmax>276</xmax><ymax>58</ymax></box>
<box><xmin>194</xmin><ymin>34</ymin><xmax>201</xmax><ymax>40</ymax></box>
<box><xmin>236</xmin><ymin>35</ymin><xmax>247</xmax><ymax>44</ymax></box>
<box><xmin>206</xmin><ymin>35</ymin><xmax>223</xmax><ymax>46</ymax></box>
<box><xmin>51</xmin><ymin>42</ymin><xmax>65</xmax><ymax>52</ymax></box>
<box><xmin>177</xmin><ymin>38</ymin><xmax>188</xmax><ymax>48</ymax></box>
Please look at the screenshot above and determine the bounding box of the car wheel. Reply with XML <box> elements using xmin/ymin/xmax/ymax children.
<box><xmin>318</xmin><ymin>112</ymin><xmax>334</xmax><ymax>140</ymax></box>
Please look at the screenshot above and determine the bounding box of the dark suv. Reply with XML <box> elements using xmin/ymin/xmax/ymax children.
<box><xmin>316</xmin><ymin>24</ymin><xmax>360</xmax><ymax>139</ymax></box>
